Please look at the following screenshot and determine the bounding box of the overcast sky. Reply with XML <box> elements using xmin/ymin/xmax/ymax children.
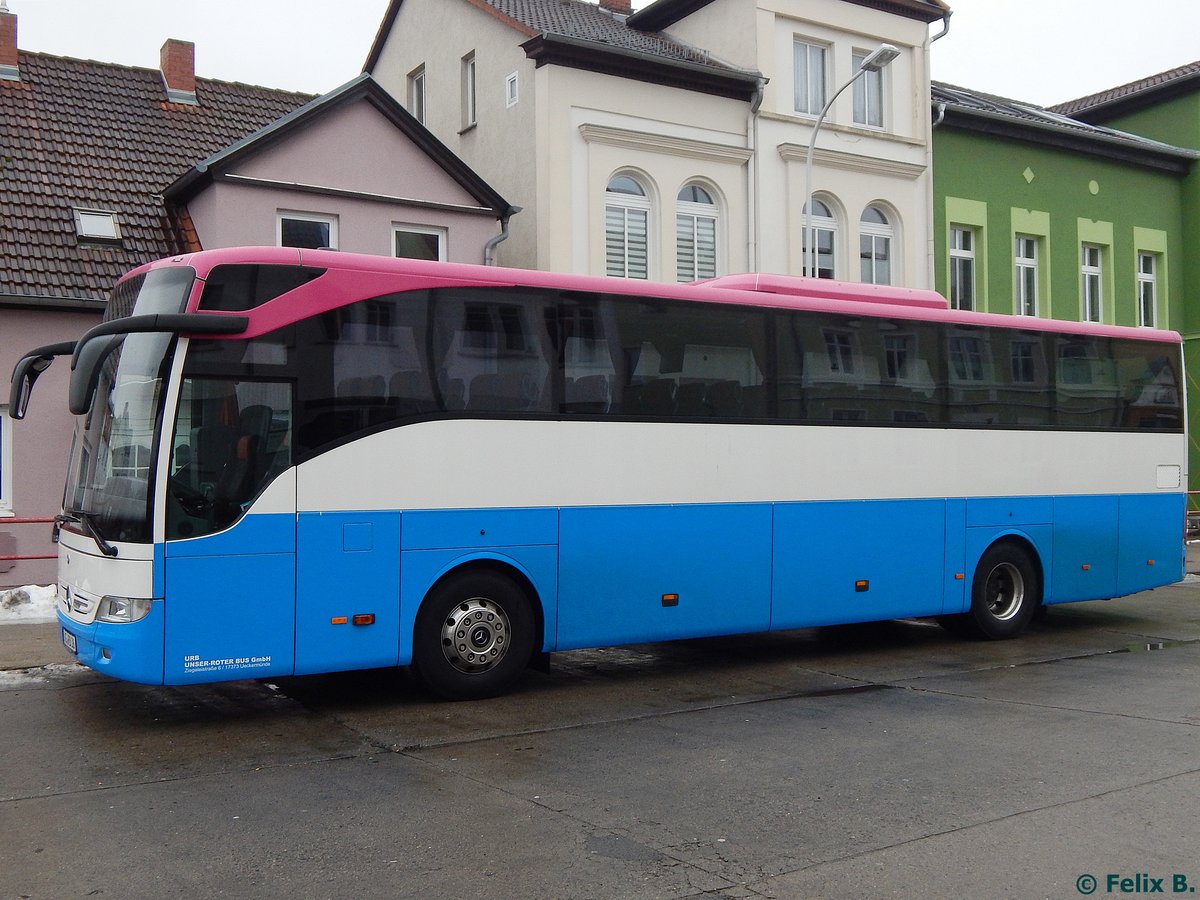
<box><xmin>8</xmin><ymin>0</ymin><xmax>1200</xmax><ymax>108</ymax></box>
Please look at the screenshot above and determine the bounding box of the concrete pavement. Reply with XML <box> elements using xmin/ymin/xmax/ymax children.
<box><xmin>2</xmin><ymin>565</ymin><xmax>1200</xmax><ymax>898</ymax></box>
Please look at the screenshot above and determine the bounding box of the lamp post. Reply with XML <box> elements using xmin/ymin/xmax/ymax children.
<box><xmin>803</xmin><ymin>43</ymin><xmax>901</xmax><ymax>278</ymax></box>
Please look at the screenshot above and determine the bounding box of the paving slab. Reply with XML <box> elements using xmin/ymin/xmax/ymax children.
<box><xmin>0</xmin><ymin>622</ymin><xmax>65</xmax><ymax>670</ymax></box>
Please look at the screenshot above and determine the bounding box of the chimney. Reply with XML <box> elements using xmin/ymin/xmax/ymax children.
<box><xmin>0</xmin><ymin>0</ymin><xmax>19</xmax><ymax>82</ymax></box>
<box><xmin>160</xmin><ymin>38</ymin><xmax>198</xmax><ymax>105</ymax></box>
<box><xmin>599</xmin><ymin>0</ymin><xmax>632</xmax><ymax>14</ymax></box>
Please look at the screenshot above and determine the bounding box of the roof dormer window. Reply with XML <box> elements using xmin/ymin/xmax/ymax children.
<box><xmin>73</xmin><ymin>208</ymin><xmax>122</xmax><ymax>244</ymax></box>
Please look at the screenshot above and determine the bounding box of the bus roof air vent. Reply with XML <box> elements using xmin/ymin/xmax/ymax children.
<box><xmin>700</xmin><ymin>274</ymin><xmax>949</xmax><ymax>310</ymax></box>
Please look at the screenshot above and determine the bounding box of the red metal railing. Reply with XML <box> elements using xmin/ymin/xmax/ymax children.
<box><xmin>0</xmin><ymin>517</ymin><xmax>57</xmax><ymax>562</ymax></box>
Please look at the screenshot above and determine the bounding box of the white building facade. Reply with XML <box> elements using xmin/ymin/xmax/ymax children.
<box><xmin>366</xmin><ymin>0</ymin><xmax>949</xmax><ymax>288</ymax></box>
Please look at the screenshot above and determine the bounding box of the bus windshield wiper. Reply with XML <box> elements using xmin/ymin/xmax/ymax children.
<box><xmin>58</xmin><ymin>510</ymin><xmax>119</xmax><ymax>557</ymax></box>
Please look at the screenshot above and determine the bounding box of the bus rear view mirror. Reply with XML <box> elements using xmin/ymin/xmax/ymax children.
<box><xmin>7</xmin><ymin>341</ymin><xmax>76</xmax><ymax>420</ymax></box>
<box><xmin>69</xmin><ymin>334</ymin><xmax>124</xmax><ymax>416</ymax></box>
<box><xmin>67</xmin><ymin>313</ymin><xmax>249</xmax><ymax>416</ymax></box>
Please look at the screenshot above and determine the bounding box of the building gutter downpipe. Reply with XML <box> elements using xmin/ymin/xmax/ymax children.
<box><xmin>747</xmin><ymin>77</ymin><xmax>766</xmax><ymax>272</ymax></box>
<box><xmin>483</xmin><ymin>206</ymin><xmax>522</xmax><ymax>266</ymax></box>
<box><xmin>931</xmin><ymin>10</ymin><xmax>951</xmax><ymax>43</ymax></box>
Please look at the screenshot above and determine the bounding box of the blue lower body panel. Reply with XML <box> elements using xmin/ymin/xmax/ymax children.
<box><xmin>295</xmin><ymin>511</ymin><xmax>401</xmax><ymax>675</ymax></box>
<box><xmin>772</xmin><ymin>499</ymin><xmax>947</xmax><ymax>629</ymax></box>
<box><xmin>1117</xmin><ymin>493</ymin><xmax>1185</xmax><ymax>596</ymax></box>
<box><xmin>556</xmin><ymin>504</ymin><xmax>772</xmax><ymax>650</ymax></box>
<box><xmin>121</xmin><ymin>492</ymin><xmax>1183</xmax><ymax>685</ymax></box>
<box><xmin>163</xmin><ymin>552</ymin><xmax>296</xmax><ymax>683</ymax></box>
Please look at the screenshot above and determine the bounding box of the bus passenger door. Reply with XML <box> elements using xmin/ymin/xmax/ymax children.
<box><xmin>162</xmin><ymin>378</ymin><xmax>297</xmax><ymax>683</ymax></box>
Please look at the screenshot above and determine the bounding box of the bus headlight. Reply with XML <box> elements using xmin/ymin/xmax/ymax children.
<box><xmin>96</xmin><ymin>596</ymin><xmax>153</xmax><ymax>624</ymax></box>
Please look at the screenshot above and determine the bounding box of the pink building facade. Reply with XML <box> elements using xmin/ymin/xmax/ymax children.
<box><xmin>0</xmin><ymin>7</ymin><xmax>512</xmax><ymax>588</ymax></box>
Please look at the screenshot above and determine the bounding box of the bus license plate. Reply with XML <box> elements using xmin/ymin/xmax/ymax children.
<box><xmin>62</xmin><ymin>629</ymin><xmax>77</xmax><ymax>654</ymax></box>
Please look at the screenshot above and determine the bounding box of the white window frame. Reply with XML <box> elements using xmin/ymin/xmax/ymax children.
<box><xmin>392</xmin><ymin>223</ymin><xmax>448</xmax><ymax>262</ymax></box>
<box><xmin>408</xmin><ymin>65</ymin><xmax>426</xmax><ymax>124</ymax></box>
<box><xmin>461</xmin><ymin>52</ymin><xmax>477</xmax><ymax>130</ymax></box>
<box><xmin>852</xmin><ymin>50</ymin><xmax>885</xmax><ymax>128</ymax></box>
<box><xmin>949</xmin><ymin>226</ymin><xmax>975</xmax><ymax>311</ymax></box>
<box><xmin>884</xmin><ymin>333</ymin><xmax>916</xmax><ymax>381</ymax></box>
<box><xmin>1015</xmin><ymin>234</ymin><xmax>1039</xmax><ymax>317</ymax></box>
<box><xmin>277</xmin><ymin>211</ymin><xmax>338</xmax><ymax>250</ymax></box>
<box><xmin>73</xmin><ymin>208</ymin><xmax>121</xmax><ymax>241</ymax></box>
<box><xmin>948</xmin><ymin>334</ymin><xmax>988</xmax><ymax>382</ymax></box>
<box><xmin>1010</xmin><ymin>339</ymin><xmax>1039</xmax><ymax>385</ymax></box>
<box><xmin>1082</xmin><ymin>243</ymin><xmax>1103</xmax><ymax>323</ymax></box>
<box><xmin>504</xmin><ymin>71</ymin><xmax>519</xmax><ymax>108</ymax></box>
<box><xmin>793</xmin><ymin>38</ymin><xmax>827</xmax><ymax>117</ymax></box>
<box><xmin>1137</xmin><ymin>252</ymin><xmax>1158</xmax><ymax>328</ymax></box>
<box><xmin>859</xmin><ymin>207</ymin><xmax>894</xmax><ymax>286</ymax></box>
<box><xmin>676</xmin><ymin>185</ymin><xmax>719</xmax><ymax>282</ymax></box>
<box><xmin>802</xmin><ymin>198</ymin><xmax>838</xmax><ymax>279</ymax></box>
<box><xmin>605</xmin><ymin>176</ymin><xmax>652</xmax><ymax>280</ymax></box>
<box><xmin>823</xmin><ymin>329</ymin><xmax>856</xmax><ymax>375</ymax></box>
<box><xmin>0</xmin><ymin>405</ymin><xmax>12</xmax><ymax>515</ymax></box>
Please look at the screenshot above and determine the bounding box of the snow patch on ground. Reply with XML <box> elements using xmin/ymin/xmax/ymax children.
<box><xmin>0</xmin><ymin>585</ymin><xmax>59</xmax><ymax>624</ymax></box>
<box><xmin>0</xmin><ymin>663</ymin><xmax>86</xmax><ymax>687</ymax></box>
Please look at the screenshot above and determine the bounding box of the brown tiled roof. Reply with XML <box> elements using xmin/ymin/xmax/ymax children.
<box><xmin>473</xmin><ymin>0</ymin><xmax>726</xmax><ymax>69</ymax></box>
<box><xmin>630</xmin><ymin>0</ymin><xmax>949</xmax><ymax>31</ymax></box>
<box><xmin>1049</xmin><ymin>59</ymin><xmax>1200</xmax><ymax>121</ymax></box>
<box><xmin>366</xmin><ymin>0</ymin><xmax>758</xmax><ymax>82</ymax></box>
<box><xmin>0</xmin><ymin>51</ymin><xmax>313</xmax><ymax>306</ymax></box>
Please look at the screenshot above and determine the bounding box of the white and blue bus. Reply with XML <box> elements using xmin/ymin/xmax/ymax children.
<box><xmin>9</xmin><ymin>248</ymin><xmax>1186</xmax><ymax>698</ymax></box>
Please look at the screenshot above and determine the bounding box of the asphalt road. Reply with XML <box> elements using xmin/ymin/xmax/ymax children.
<box><xmin>2</xmin><ymin>582</ymin><xmax>1199</xmax><ymax>899</ymax></box>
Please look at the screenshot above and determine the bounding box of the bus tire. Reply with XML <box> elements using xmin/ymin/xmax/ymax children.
<box><xmin>941</xmin><ymin>542</ymin><xmax>1041</xmax><ymax>640</ymax></box>
<box><xmin>412</xmin><ymin>570</ymin><xmax>536</xmax><ymax>700</ymax></box>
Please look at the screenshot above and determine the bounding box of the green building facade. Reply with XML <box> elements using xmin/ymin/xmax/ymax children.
<box><xmin>930</xmin><ymin>81</ymin><xmax>1200</xmax><ymax>496</ymax></box>
<box><xmin>1052</xmin><ymin>65</ymin><xmax>1200</xmax><ymax>500</ymax></box>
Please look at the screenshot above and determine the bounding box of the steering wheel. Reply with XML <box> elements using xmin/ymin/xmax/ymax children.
<box><xmin>169</xmin><ymin>475</ymin><xmax>211</xmax><ymax>517</ymax></box>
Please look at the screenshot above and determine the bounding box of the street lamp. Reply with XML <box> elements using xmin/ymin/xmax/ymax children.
<box><xmin>803</xmin><ymin>43</ymin><xmax>901</xmax><ymax>278</ymax></box>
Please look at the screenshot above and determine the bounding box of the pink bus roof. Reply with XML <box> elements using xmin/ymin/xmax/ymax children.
<box><xmin>127</xmin><ymin>246</ymin><xmax>1181</xmax><ymax>345</ymax></box>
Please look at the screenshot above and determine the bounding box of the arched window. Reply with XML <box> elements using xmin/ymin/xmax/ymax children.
<box><xmin>605</xmin><ymin>175</ymin><xmax>650</xmax><ymax>279</ymax></box>
<box><xmin>859</xmin><ymin>206</ymin><xmax>894</xmax><ymax>285</ymax></box>
<box><xmin>676</xmin><ymin>184</ymin><xmax>718</xmax><ymax>282</ymax></box>
<box><xmin>802</xmin><ymin>199</ymin><xmax>838</xmax><ymax>279</ymax></box>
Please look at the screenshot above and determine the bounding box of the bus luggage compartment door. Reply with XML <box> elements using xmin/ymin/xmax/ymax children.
<box><xmin>771</xmin><ymin>499</ymin><xmax>946</xmax><ymax>629</ymax></box>
<box><xmin>294</xmin><ymin>511</ymin><xmax>401</xmax><ymax>675</ymax></box>
<box><xmin>556</xmin><ymin>503</ymin><xmax>772</xmax><ymax>649</ymax></box>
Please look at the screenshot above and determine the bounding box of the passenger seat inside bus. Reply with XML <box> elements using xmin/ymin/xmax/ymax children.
<box><xmin>563</xmin><ymin>375</ymin><xmax>612</xmax><ymax>414</ymax></box>
<box><xmin>467</xmin><ymin>372</ymin><xmax>540</xmax><ymax>412</ymax></box>
<box><xmin>624</xmin><ymin>379</ymin><xmax>676</xmax><ymax>416</ymax></box>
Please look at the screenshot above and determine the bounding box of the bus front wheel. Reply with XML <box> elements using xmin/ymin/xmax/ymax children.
<box><xmin>412</xmin><ymin>570</ymin><xmax>536</xmax><ymax>700</ymax></box>
<box><xmin>941</xmin><ymin>542</ymin><xmax>1041</xmax><ymax>640</ymax></box>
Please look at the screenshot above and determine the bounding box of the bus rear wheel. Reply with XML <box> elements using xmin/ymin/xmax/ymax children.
<box><xmin>940</xmin><ymin>542</ymin><xmax>1041</xmax><ymax>640</ymax></box>
<box><xmin>412</xmin><ymin>570</ymin><xmax>536</xmax><ymax>700</ymax></box>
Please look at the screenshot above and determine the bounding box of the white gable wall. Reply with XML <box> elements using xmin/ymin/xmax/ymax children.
<box><xmin>370</xmin><ymin>0</ymin><xmax>935</xmax><ymax>287</ymax></box>
<box><xmin>370</xmin><ymin>0</ymin><xmax>539</xmax><ymax>268</ymax></box>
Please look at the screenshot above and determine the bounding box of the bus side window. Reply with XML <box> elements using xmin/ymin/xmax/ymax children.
<box><xmin>168</xmin><ymin>379</ymin><xmax>292</xmax><ymax>540</ymax></box>
<box><xmin>431</xmin><ymin>289</ymin><xmax>555</xmax><ymax>415</ymax></box>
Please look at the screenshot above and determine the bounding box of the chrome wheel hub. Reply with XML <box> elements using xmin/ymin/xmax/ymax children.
<box><xmin>441</xmin><ymin>596</ymin><xmax>510</xmax><ymax>674</ymax></box>
<box><xmin>984</xmin><ymin>562</ymin><xmax>1025</xmax><ymax>621</ymax></box>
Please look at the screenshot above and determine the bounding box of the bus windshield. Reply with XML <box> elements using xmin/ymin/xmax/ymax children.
<box><xmin>63</xmin><ymin>268</ymin><xmax>194</xmax><ymax>545</ymax></box>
